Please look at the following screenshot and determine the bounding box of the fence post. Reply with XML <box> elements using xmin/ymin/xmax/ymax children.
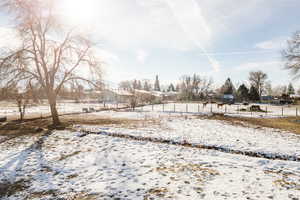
<box><xmin>296</xmin><ymin>108</ymin><xmax>298</xmax><ymax>117</ymax></box>
<box><xmin>198</xmin><ymin>104</ymin><xmax>200</xmax><ymax>113</ymax></box>
<box><xmin>152</xmin><ymin>104</ymin><xmax>154</xmax><ymax>111</ymax></box>
<box><xmin>265</xmin><ymin>106</ymin><xmax>267</xmax><ymax>116</ymax></box>
<box><xmin>163</xmin><ymin>103</ymin><xmax>165</xmax><ymax>112</ymax></box>
<box><xmin>237</xmin><ymin>105</ymin><xmax>239</xmax><ymax>114</ymax></box>
<box><xmin>186</xmin><ymin>104</ymin><xmax>188</xmax><ymax>113</ymax></box>
<box><xmin>282</xmin><ymin>107</ymin><xmax>284</xmax><ymax>116</ymax></box>
<box><xmin>210</xmin><ymin>103</ymin><xmax>212</xmax><ymax>113</ymax></box>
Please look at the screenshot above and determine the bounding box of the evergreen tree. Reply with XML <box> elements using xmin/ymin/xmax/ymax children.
<box><xmin>237</xmin><ymin>84</ymin><xmax>249</xmax><ymax>101</ymax></box>
<box><xmin>143</xmin><ymin>81</ymin><xmax>150</xmax><ymax>91</ymax></box>
<box><xmin>137</xmin><ymin>80</ymin><xmax>142</xmax><ymax>90</ymax></box>
<box><xmin>221</xmin><ymin>78</ymin><xmax>234</xmax><ymax>95</ymax></box>
<box><xmin>132</xmin><ymin>80</ymin><xmax>138</xmax><ymax>90</ymax></box>
<box><xmin>249</xmin><ymin>85</ymin><xmax>260</xmax><ymax>101</ymax></box>
<box><xmin>287</xmin><ymin>83</ymin><xmax>295</xmax><ymax>95</ymax></box>
<box><xmin>168</xmin><ymin>83</ymin><xmax>175</xmax><ymax>92</ymax></box>
<box><xmin>154</xmin><ymin>75</ymin><xmax>160</xmax><ymax>91</ymax></box>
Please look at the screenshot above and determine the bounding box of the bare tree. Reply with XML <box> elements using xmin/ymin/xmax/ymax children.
<box><xmin>179</xmin><ymin>74</ymin><xmax>213</xmax><ymax>100</ymax></box>
<box><xmin>248</xmin><ymin>71</ymin><xmax>268</xmax><ymax>99</ymax></box>
<box><xmin>15</xmin><ymin>91</ymin><xmax>30</xmax><ymax>122</ymax></box>
<box><xmin>264</xmin><ymin>81</ymin><xmax>273</xmax><ymax>96</ymax></box>
<box><xmin>198</xmin><ymin>77</ymin><xmax>213</xmax><ymax>98</ymax></box>
<box><xmin>5</xmin><ymin>82</ymin><xmax>32</xmax><ymax>121</ymax></box>
<box><xmin>272</xmin><ymin>85</ymin><xmax>287</xmax><ymax>96</ymax></box>
<box><xmin>283</xmin><ymin>31</ymin><xmax>300</xmax><ymax>79</ymax></box>
<box><xmin>0</xmin><ymin>0</ymin><xmax>102</xmax><ymax>126</ymax></box>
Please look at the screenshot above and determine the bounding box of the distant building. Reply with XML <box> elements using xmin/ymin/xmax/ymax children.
<box><xmin>261</xmin><ymin>95</ymin><xmax>273</xmax><ymax>102</ymax></box>
<box><xmin>222</xmin><ymin>94</ymin><xmax>235</xmax><ymax>104</ymax></box>
<box><xmin>99</xmin><ymin>89</ymin><xmax>133</xmax><ymax>103</ymax></box>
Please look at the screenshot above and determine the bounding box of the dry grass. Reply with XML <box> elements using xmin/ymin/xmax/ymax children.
<box><xmin>264</xmin><ymin>169</ymin><xmax>300</xmax><ymax>190</ymax></box>
<box><xmin>0</xmin><ymin>113</ymin><xmax>155</xmax><ymax>138</ymax></box>
<box><xmin>58</xmin><ymin>151</ymin><xmax>80</xmax><ymax>161</ymax></box>
<box><xmin>203</xmin><ymin>113</ymin><xmax>300</xmax><ymax>134</ymax></box>
<box><xmin>0</xmin><ymin>179</ymin><xmax>30</xmax><ymax>198</ymax></box>
<box><xmin>61</xmin><ymin>113</ymin><xmax>142</xmax><ymax>127</ymax></box>
<box><xmin>144</xmin><ymin>187</ymin><xmax>170</xmax><ymax>199</ymax></box>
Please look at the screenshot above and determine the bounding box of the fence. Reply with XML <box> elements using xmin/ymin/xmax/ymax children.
<box><xmin>134</xmin><ymin>103</ymin><xmax>300</xmax><ymax>118</ymax></box>
<box><xmin>1</xmin><ymin>102</ymin><xmax>299</xmax><ymax>119</ymax></box>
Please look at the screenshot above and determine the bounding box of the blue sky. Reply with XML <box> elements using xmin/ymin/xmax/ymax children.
<box><xmin>0</xmin><ymin>0</ymin><xmax>300</xmax><ymax>88</ymax></box>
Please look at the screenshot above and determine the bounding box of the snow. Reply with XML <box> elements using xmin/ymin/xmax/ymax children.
<box><xmin>0</xmin><ymin>102</ymin><xmax>126</xmax><ymax>117</ymax></box>
<box><xmin>82</xmin><ymin>111</ymin><xmax>300</xmax><ymax>159</ymax></box>
<box><xmin>0</xmin><ymin>102</ymin><xmax>299</xmax><ymax>119</ymax></box>
<box><xmin>0</xmin><ymin>109</ymin><xmax>300</xmax><ymax>199</ymax></box>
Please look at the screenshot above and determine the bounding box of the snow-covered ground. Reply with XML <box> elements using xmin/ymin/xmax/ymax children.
<box><xmin>0</xmin><ymin>102</ymin><xmax>300</xmax><ymax>118</ymax></box>
<box><xmin>0</xmin><ymin>102</ymin><xmax>126</xmax><ymax>117</ymax></box>
<box><xmin>140</xmin><ymin>103</ymin><xmax>300</xmax><ymax>118</ymax></box>
<box><xmin>83</xmin><ymin>110</ymin><xmax>300</xmax><ymax>159</ymax></box>
<box><xmin>0</xmin><ymin>110</ymin><xmax>300</xmax><ymax>199</ymax></box>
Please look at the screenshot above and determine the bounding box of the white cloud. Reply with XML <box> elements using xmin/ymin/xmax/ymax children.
<box><xmin>255</xmin><ymin>37</ymin><xmax>287</xmax><ymax>50</ymax></box>
<box><xmin>136</xmin><ymin>49</ymin><xmax>148</xmax><ymax>64</ymax></box>
<box><xmin>93</xmin><ymin>48</ymin><xmax>120</xmax><ymax>65</ymax></box>
<box><xmin>234</xmin><ymin>61</ymin><xmax>283</xmax><ymax>72</ymax></box>
<box><xmin>56</xmin><ymin>0</ymin><xmax>297</xmax><ymax>52</ymax></box>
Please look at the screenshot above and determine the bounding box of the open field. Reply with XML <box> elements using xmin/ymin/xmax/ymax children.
<box><xmin>0</xmin><ymin>109</ymin><xmax>300</xmax><ymax>199</ymax></box>
<box><xmin>141</xmin><ymin>103</ymin><xmax>300</xmax><ymax>118</ymax></box>
<box><xmin>2</xmin><ymin>102</ymin><xmax>300</xmax><ymax>122</ymax></box>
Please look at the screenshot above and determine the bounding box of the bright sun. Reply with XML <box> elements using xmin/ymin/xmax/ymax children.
<box><xmin>60</xmin><ymin>0</ymin><xmax>98</xmax><ymax>25</ymax></box>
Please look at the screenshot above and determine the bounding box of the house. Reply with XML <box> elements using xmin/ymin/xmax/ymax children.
<box><xmin>163</xmin><ymin>91</ymin><xmax>179</xmax><ymax>101</ymax></box>
<box><xmin>99</xmin><ymin>89</ymin><xmax>133</xmax><ymax>103</ymax></box>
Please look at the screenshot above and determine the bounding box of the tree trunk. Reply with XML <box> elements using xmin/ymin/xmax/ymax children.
<box><xmin>48</xmin><ymin>92</ymin><xmax>60</xmax><ymax>126</ymax></box>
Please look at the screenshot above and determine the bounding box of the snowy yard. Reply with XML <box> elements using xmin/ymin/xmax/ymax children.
<box><xmin>0</xmin><ymin>110</ymin><xmax>300</xmax><ymax>199</ymax></box>
<box><xmin>1</xmin><ymin>102</ymin><xmax>300</xmax><ymax>120</ymax></box>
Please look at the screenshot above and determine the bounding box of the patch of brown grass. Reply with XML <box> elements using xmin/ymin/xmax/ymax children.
<box><xmin>264</xmin><ymin>169</ymin><xmax>300</xmax><ymax>190</ymax></box>
<box><xmin>0</xmin><ymin>113</ymin><xmax>158</xmax><ymax>138</ymax></box>
<box><xmin>144</xmin><ymin>187</ymin><xmax>170</xmax><ymax>199</ymax></box>
<box><xmin>203</xmin><ymin>113</ymin><xmax>300</xmax><ymax>134</ymax></box>
<box><xmin>68</xmin><ymin>193</ymin><xmax>98</xmax><ymax>200</ymax></box>
<box><xmin>58</xmin><ymin>151</ymin><xmax>80</xmax><ymax>161</ymax></box>
<box><xmin>61</xmin><ymin>114</ymin><xmax>142</xmax><ymax>127</ymax></box>
<box><xmin>0</xmin><ymin>179</ymin><xmax>29</xmax><ymax>197</ymax></box>
<box><xmin>0</xmin><ymin>122</ymin><xmax>44</xmax><ymax>137</ymax></box>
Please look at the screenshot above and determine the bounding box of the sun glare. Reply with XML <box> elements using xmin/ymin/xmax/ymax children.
<box><xmin>60</xmin><ymin>0</ymin><xmax>98</xmax><ymax>25</ymax></box>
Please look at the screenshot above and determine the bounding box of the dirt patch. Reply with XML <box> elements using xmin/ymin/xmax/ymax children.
<box><xmin>0</xmin><ymin>179</ymin><xmax>30</xmax><ymax>198</ymax></box>
<box><xmin>145</xmin><ymin>187</ymin><xmax>170</xmax><ymax>199</ymax></box>
<box><xmin>201</xmin><ymin>113</ymin><xmax>300</xmax><ymax>134</ymax></box>
<box><xmin>0</xmin><ymin>121</ymin><xmax>44</xmax><ymax>137</ymax></box>
<box><xmin>58</xmin><ymin>151</ymin><xmax>80</xmax><ymax>161</ymax></box>
<box><xmin>62</xmin><ymin>114</ymin><xmax>143</xmax><ymax>127</ymax></box>
<box><xmin>0</xmin><ymin>113</ymin><xmax>154</xmax><ymax>138</ymax></box>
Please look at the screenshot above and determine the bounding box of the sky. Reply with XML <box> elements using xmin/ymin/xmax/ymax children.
<box><xmin>0</xmin><ymin>0</ymin><xmax>300</xmax><ymax>88</ymax></box>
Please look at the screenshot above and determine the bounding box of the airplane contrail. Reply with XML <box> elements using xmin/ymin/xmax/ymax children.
<box><xmin>164</xmin><ymin>0</ymin><xmax>220</xmax><ymax>72</ymax></box>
